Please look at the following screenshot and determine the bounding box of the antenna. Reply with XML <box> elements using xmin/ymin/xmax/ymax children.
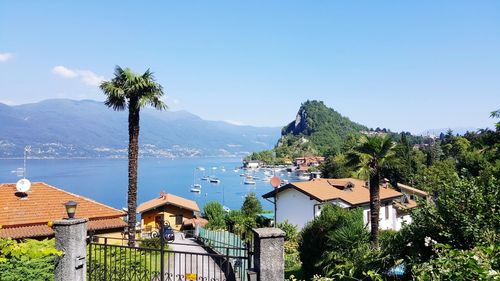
<box><xmin>16</xmin><ymin>146</ymin><xmax>32</xmax><ymax>194</ymax></box>
<box><xmin>23</xmin><ymin>146</ymin><xmax>31</xmax><ymax>179</ymax></box>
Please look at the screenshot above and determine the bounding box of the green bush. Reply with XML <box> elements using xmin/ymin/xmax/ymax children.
<box><xmin>299</xmin><ymin>205</ymin><xmax>372</xmax><ymax>279</ymax></box>
<box><xmin>139</xmin><ymin>237</ymin><xmax>161</xmax><ymax>249</ymax></box>
<box><xmin>87</xmin><ymin>244</ymin><xmax>161</xmax><ymax>281</ymax></box>
<box><xmin>412</xmin><ymin>244</ymin><xmax>500</xmax><ymax>280</ymax></box>
<box><xmin>277</xmin><ymin>220</ymin><xmax>299</xmax><ymax>242</ymax></box>
<box><xmin>0</xmin><ymin>238</ymin><xmax>62</xmax><ymax>281</ymax></box>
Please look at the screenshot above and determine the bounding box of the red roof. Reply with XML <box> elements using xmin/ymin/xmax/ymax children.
<box><xmin>0</xmin><ymin>182</ymin><xmax>126</xmax><ymax>238</ymax></box>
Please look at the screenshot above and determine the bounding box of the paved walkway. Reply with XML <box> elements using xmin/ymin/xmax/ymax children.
<box><xmin>163</xmin><ymin>232</ymin><xmax>227</xmax><ymax>281</ymax></box>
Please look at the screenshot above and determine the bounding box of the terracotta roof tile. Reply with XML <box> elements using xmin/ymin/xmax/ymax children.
<box><xmin>263</xmin><ymin>178</ymin><xmax>403</xmax><ymax>206</ymax></box>
<box><xmin>137</xmin><ymin>192</ymin><xmax>200</xmax><ymax>213</ymax></box>
<box><xmin>397</xmin><ymin>183</ymin><xmax>429</xmax><ymax>198</ymax></box>
<box><xmin>0</xmin><ymin>218</ymin><xmax>127</xmax><ymax>239</ymax></box>
<box><xmin>0</xmin><ymin>182</ymin><xmax>125</xmax><ymax>227</ymax></box>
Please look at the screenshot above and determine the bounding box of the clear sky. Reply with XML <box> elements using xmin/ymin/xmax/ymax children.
<box><xmin>1</xmin><ymin>1</ymin><xmax>499</xmax><ymax>133</ymax></box>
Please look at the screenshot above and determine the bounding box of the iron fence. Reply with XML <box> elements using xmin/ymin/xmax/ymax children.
<box><xmin>87</xmin><ymin>231</ymin><xmax>249</xmax><ymax>281</ymax></box>
<box><xmin>191</xmin><ymin>228</ymin><xmax>253</xmax><ymax>281</ymax></box>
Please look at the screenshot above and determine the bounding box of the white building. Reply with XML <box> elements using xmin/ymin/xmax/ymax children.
<box><xmin>263</xmin><ymin>178</ymin><xmax>420</xmax><ymax>230</ymax></box>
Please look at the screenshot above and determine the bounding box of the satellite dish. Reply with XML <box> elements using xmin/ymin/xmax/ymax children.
<box><xmin>16</xmin><ymin>178</ymin><xmax>31</xmax><ymax>193</ymax></box>
<box><xmin>270</xmin><ymin>176</ymin><xmax>281</xmax><ymax>188</ymax></box>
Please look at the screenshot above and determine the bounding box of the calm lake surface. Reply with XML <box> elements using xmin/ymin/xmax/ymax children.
<box><xmin>0</xmin><ymin>158</ymin><xmax>286</xmax><ymax>211</ymax></box>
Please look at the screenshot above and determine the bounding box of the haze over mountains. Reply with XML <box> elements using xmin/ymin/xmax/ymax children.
<box><xmin>0</xmin><ymin>99</ymin><xmax>280</xmax><ymax>158</ymax></box>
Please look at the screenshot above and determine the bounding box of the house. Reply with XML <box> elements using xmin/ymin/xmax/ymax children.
<box><xmin>294</xmin><ymin>156</ymin><xmax>325</xmax><ymax>167</ymax></box>
<box><xmin>0</xmin><ymin>182</ymin><xmax>127</xmax><ymax>240</ymax></box>
<box><xmin>137</xmin><ymin>192</ymin><xmax>205</xmax><ymax>235</ymax></box>
<box><xmin>262</xmin><ymin>178</ymin><xmax>419</xmax><ymax>230</ymax></box>
<box><xmin>244</xmin><ymin>160</ymin><xmax>262</xmax><ymax>169</ymax></box>
<box><xmin>391</xmin><ymin>183</ymin><xmax>430</xmax><ymax>230</ymax></box>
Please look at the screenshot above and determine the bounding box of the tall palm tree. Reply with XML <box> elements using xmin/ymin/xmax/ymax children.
<box><xmin>347</xmin><ymin>135</ymin><xmax>395</xmax><ymax>249</ymax></box>
<box><xmin>100</xmin><ymin>66</ymin><xmax>166</xmax><ymax>246</ymax></box>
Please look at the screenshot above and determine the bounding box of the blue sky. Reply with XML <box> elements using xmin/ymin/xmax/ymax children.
<box><xmin>1</xmin><ymin>1</ymin><xmax>499</xmax><ymax>133</ymax></box>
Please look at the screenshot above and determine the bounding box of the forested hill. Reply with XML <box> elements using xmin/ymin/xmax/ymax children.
<box><xmin>246</xmin><ymin>100</ymin><xmax>423</xmax><ymax>163</ymax></box>
<box><xmin>281</xmin><ymin>100</ymin><xmax>368</xmax><ymax>154</ymax></box>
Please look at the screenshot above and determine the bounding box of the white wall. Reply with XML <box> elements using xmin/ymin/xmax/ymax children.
<box><xmin>275</xmin><ymin>188</ymin><xmax>319</xmax><ymax>229</ymax></box>
<box><xmin>393</xmin><ymin>214</ymin><xmax>412</xmax><ymax>231</ymax></box>
<box><xmin>276</xmin><ymin>190</ymin><xmax>407</xmax><ymax>231</ymax></box>
<box><xmin>362</xmin><ymin>203</ymin><xmax>398</xmax><ymax>231</ymax></box>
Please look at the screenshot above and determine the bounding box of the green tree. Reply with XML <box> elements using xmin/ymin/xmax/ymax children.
<box><xmin>204</xmin><ymin>201</ymin><xmax>226</xmax><ymax>230</ymax></box>
<box><xmin>320</xmin><ymin>154</ymin><xmax>352</xmax><ymax>178</ymax></box>
<box><xmin>299</xmin><ymin>205</ymin><xmax>373</xmax><ymax>279</ymax></box>
<box><xmin>347</xmin><ymin>135</ymin><xmax>395</xmax><ymax>248</ymax></box>
<box><xmin>242</xmin><ymin>192</ymin><xmax>262</xmax><ymax>218</ymax></box>
<box><xmin>100</xmin><ymin>66</ymin><xmax>166</xmax><ymax>246</ymax></box>
<box><xmin>390</xmin><ymin>176</ymin><xmax>500</xmax><ymax>265</ymax></box>
<box><xmin>413</xmin><ymin>159</ymin><xmax>459</xmax><ymax>193</ymax></box>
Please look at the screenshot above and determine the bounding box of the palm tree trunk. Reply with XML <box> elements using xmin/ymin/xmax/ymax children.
<box><xmin>127</xmin><ymin>99</ymin><xmax>140</xmax><ymax>247</ymax></box>
<box><xmin>369</xmin><ymin>171</ymin><xmax>380</xmax><ymax>249</ymax></box>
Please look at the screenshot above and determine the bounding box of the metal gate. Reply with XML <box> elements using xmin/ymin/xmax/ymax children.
<box><xmin>86</xmin><ymin>231</ymin><xmax>250</xmax><ymax>281</ymax></box>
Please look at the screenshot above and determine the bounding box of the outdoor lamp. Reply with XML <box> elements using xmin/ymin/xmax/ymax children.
<box><xmin>64</xmin><ymin>201</ymin><xmax>78</xmax><ymax>219</ymax></box>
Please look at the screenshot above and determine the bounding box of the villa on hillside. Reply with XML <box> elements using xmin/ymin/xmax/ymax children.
<box><xmin>137</xmin><ymin>192</ymin><xmax>207</xmax><ymax>236</ymax></box>
<box><xmin>0</xmin><ymin>182</ymin><xmax>127</xmax><ymax>240</ymax></box>
<box><xmin>263</xmin><ymin>178</ymin><xmax>421</xmax><ymax>230</ymax></box>
<box><xmin>294</xmin><ymin>156</ymin><xmax>325</xmax><ymax>167</ymax></box>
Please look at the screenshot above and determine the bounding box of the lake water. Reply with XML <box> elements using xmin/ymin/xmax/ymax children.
<box><xmin>0</xmin><ymin>158</ymin><xmax>290</xmax><ymax>212</ymax></box>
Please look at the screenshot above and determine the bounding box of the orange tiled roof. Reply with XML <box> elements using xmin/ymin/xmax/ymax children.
<box><xmin>397</xmin><ymin>183</ymin><xmax>429</xmax><ymax>198</ymax></box>
<box><xmin>137</xmin><ymin>192</ymin><xmax>200</xmax><ymax>214</ymax></box>
<box><xmin>0</xmin><ymin>182</ymin><xmax>126</xmax><ymax>228</ymax></box>
<box><xmin>0</xmin><ymin>218</ymin><xmax>127</xmax><ymax>239</ymax></box>
<box><xmin>182</xmin><ymin>217</ymin><xmax>208</xmax><ymax>228</ymax></box>
<box><xmin>263</xmin><ymin>178</ymin><xmax>403</xmax><ymax>206</ymax></box>
<box><xmin>393</xmin><ymin>199</ymin><xmax>418</xmax><ymax>210</ymax></box>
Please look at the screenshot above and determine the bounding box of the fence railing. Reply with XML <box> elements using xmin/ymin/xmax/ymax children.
<box><xmin>194</xmin><ymin>228</ymin><xmax>252</xmax><ymax>281</ymax></box>
<box><xmin>87</xmin><ymin>234</ymin><xmax>246</xmax><ymax>281</ymax></box>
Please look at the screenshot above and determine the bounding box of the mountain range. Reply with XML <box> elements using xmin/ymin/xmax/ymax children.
<box><xmin>0</xmin><ymin>99</ymin><xmax>280</xmax><ymax>158</ymax></box>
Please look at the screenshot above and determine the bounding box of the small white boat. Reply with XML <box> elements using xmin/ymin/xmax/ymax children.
<box><xmin>210</xmin><ymin>178</ymin><xmax>221</xmax><ymax>184</ymax></box>
<box><xmin>190</xmin><ymin>186</ymin><xmax>201</xmax><ymax>193</ymax></box>
<box><xmin>244</xmin><ymin>180</ymin><xmax>256</xmax><ymax>185</ymax></box>
<box><xmin>201</xmin><ymin>176</ymin><xmax>210</xmax><ymax>181</ymax></box>
<box><xmin>240</xmin><ymin>173</ymin><xmax>247</xmax><ymax>177</ymax></box>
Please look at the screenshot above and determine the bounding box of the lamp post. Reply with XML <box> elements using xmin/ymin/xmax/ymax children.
<box><xmin>64</xmin><ymin>201</ymin><xmax>78</xmax><ymax>219</ymax></box>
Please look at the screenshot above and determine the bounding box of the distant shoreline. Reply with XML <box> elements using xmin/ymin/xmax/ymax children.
<box><xmin>0</xmin><ymin>156</ymin><xmax>244</xmax><ymax>160</ymax></box>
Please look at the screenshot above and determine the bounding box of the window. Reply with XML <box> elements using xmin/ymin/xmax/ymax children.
<box><xmin>175</xmin><ymin>214</ymin><xmax>183</xmax><ymax>225</ymax></box>
<box><xmin>385</xmin><ymin>204</ymin><xmax>389</xmax><ymax>220</ymax></box>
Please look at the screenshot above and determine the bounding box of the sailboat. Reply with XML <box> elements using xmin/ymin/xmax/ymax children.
<box><xmin>199</xmin><ymin>167</ymin><xmax>210</xmax><ymax>181</ymax></box>
<box><xmin>209</xmin><ymin>167</ymin><xmax>221</xmax><ymax>184</ymax></box>
<box><xmin>191</xmin><ymin>168</ymin><xmax>202</xmax><ymax>193</ymax></box>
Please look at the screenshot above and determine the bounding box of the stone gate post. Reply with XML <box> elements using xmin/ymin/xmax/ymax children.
<box><xmin>53</xmin><ymin>218</ymin><xmax>88</xmax><ymax>281</ymax></box>
<box><xmin>249</xmin><ymin>227</ymin><xmax>285</xmax><ymax>281</ymax></box>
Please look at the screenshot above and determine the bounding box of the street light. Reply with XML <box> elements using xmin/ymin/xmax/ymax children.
<box><xmin>64</xmin><ymin>201</ymin><xmax>78</xmax><ymax>219</ymax></box>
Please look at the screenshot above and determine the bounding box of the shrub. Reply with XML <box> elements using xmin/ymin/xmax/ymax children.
<box><xmin>0</xmin><ymin>238</ymin><xmax>62</xmax><ymax>281</ymax></box>
<box><xmin>412</xmin><ymin>244</ymin><xmax>500</xmax><ymax>281</ymax></box>
<box><xmin>299</xmin><ymin>205</ymin><xmax>369</xmax><ymax>279</ymax></box>
<box><xmin>277</xmin><ymin>220</ymin><xmax>299</xmax><ymax>242</ymax></box>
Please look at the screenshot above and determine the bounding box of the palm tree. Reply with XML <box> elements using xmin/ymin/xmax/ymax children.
<box><xmin>100</xmin><ymin>66</ymin><xmax>166</xmax><ymax>246</ymax></box>
<box><xmin>347</xmin><ymin>135</ymin><xmax>395</xmax><ymax>248</ymax></box>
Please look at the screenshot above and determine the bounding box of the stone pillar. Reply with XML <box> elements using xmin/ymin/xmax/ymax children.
<box><xmin>53</xmin><ymin>218</ymin><xmax>88</xmax><ymax>281</ymax></box>
<box><xmin>251</xmin><ymin>227</ymin><xmax>285</xmax><ymax>281</ymax></box>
